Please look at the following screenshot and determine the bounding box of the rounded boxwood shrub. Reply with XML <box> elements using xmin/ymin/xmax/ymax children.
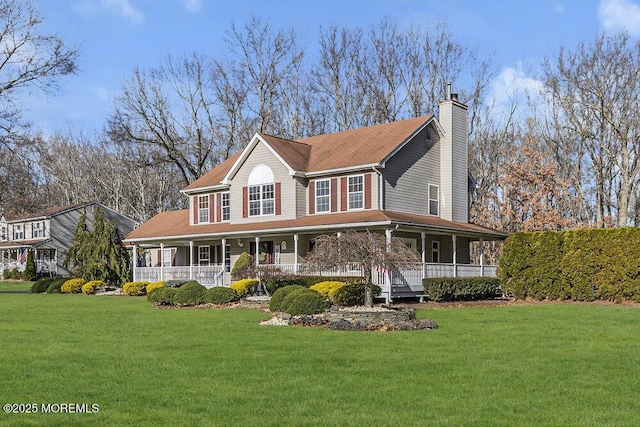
<box><xmin>46</xmin><ymin>278</ymin><xmax>69</xmax><ymax>294</ymax></box>
<box><xmin>333</xmin><ymin>283</ymin><xmax>382</xmax><ymax>306</ymax></box>
<box><xmin>82</xmin><ymin>280</ymin><xmax>104</xmax><ymax>295</ymax></box>
<box><xmin>280</xmin><ymin>288</ymin><xmax>329</xmax><ymax>315</ymax></box>
<box><xmin>61</xmin><ymin>278</ymin><xmax>86</xmax><ymax>294</ymax></box>
<box><xmin>172</xmin><ymin>282</ymin><xmax>207</xmax><ymax>306</ymax></box>
<box><xmin>269</xmin><ymin>285</ymin><xmax>308</xmax><ymax>312</ymax></box>
<box><xmin>164</xmin><ymin>279</ymin><xmax>194</xmax><ymax>288</ymax></box>
<box><xmin>230</xmin><ymin>278</ymin><xmax>259</xmax><ymax>297</ymax></box>
<box><xmin>203</xmin><ymin>286</ymin><xmax>238</xmax><ymax>304</ymax></box>
<box><xmin>147</xmin><ymin>287</ymin><xmax>177</xmax><ymax>305</ymax></box>
<box><xmin>146</xmin><ymin>281</ymin><xmax>166</xmax><ymax>294</ymax></box>
<box><xmin>31</xmin><ymin>277</ymin><xmax>54</xmax><ymax>293</ymax></box>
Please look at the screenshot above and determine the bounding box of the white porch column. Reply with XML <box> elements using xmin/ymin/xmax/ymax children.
<box><xmin>189</xmin><ymin>240</ymin><xmax>194</xmax><ymax>280</ymax></box>
<box><xmin>160</xmin><ymin>243</ymin><xmax>164</xmax><ymax>281</ymax></box>
<box><xmin>221</xmin><ymin>238</ymin><xmax>227</xmax><ymax>286</ymax></box>
<box><xmin>337</xmin><ymin>232</ymin><xmax>342</xmax><ymax>276</ymax></box>
<box><xmin>452</xmin><ymin>235</ymin><xmax>457</xmax><ymax>278</ymax></box>
<box><xmin>254</xmin><ymin>236</ymin><xmax>260</xmax><ymax>267</ymax></box>
<box><xmin>294</xmin><ymin>234</ymin><xmax>299</xmax><ymax>275</ymax></box>
<box><xmin>132</xmin><ymin>244</ymin><xmax>137</xmax><ymax>282</ymax></box>
<box><xmin>421</xmin><ymin>232</ymin><xmax>426</xmax><ymax>280</ymax></box>
<box><xmin>479</xmin><ymin>238</ymin><xmax>485</xmax><ymax>277</ymax></box>
<box><xmin>385</xmin><ymin>229</ymin><xmax>393</xmax><ymax>304</ymax></box>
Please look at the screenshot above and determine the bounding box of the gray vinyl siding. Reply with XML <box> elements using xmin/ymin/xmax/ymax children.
<box><xmin>295</xmin><ymin>177</ymin><xmax>307</xmax><ymax>218</ymax></box>
<box><xmin>439</xmin><ymin>101</ymin><xmax>469</xmax><ymax>223</ymax></box>
<box><xmin>229</xmin><ymin>141</ymin><xmax>296</xmax><ymax>223</ymax></box>
<box><xmin>383</xmin><ymin>126</ymin><xmax>440</xmax><ymax>216</ymax></box>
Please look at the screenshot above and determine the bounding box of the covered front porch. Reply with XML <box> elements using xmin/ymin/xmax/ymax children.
<box><xmin>0</xmin><ymin>241</ymin><xmax>58</xmax><ymax>277</ymax></box>
<box><xmin>130</xmin><ymin>228</ymin><xmax>502</xmax><ymax>303</ymax></box>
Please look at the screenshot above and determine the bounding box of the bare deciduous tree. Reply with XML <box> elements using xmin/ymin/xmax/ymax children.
<box><xmin>305</xmin><ymin>230</ymin><xmax>420</xmax><ymax>307</ymax></box>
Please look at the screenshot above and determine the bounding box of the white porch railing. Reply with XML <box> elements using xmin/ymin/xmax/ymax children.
<box><xmin>134</xmin><ymin>265</ymin><xmax>227</xmax><ymax>287</ymax></box>
<box><xmin>1</xmin><ymin>260</ymin><xmax>57</xmax><ymax>276</ymax></box>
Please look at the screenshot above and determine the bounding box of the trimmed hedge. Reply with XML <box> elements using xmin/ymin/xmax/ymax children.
<box><xmin>499</xmin><ymin>228</ymin><xmax>640</xmax><ymax>302</ymax></box>
<box><xmin>172</xmin><ymin>282</ymin><xmax>206</xmax><ymax>306</ymax></box>
<box><xmin>164</xmin><ymin>280</ymin><xmax>196</xmax><ymax>288</ymax></box>
<box><xmin>422</xmin><ymin>277</ymin><xmax>501</xmax><ymax>302</ymax></box>
<box><xmin>146</xmin><ymin>281</ymin><xmax>166</xmax><ymax>294</ymax></box>
<box><xmin>333</xmin><ymin>283</ymin><xmax>381</xmax><ymax>306</ymax></box>
<box><xmin>278</xmin><ymin>287</ymin><xmax>329</xmax><ymax>315</ymax></box>
<box><xmin>203</xmin><ymin>287</ymin><xmax>238</xmax><ymax>304</ymax></box>
<box><xmin>31</xmin><ymin>277</ymin><xmax>54</xmax><ymax>293</ymax></box>
<box><xmin>309</xmin><ymin>281</ymin><xmax>347</xmax><ymax>302</ymax></box>
<box><xmin>147</xmin><ymin>287</ymin><xmax>177</xmax><ymax>305</ymax></box>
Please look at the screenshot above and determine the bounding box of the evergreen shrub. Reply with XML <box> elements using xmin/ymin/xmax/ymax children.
<box><xmin>82</xmin><ymin>280</ymin><xmax>104</xmax><ymax>295</ymax></box>
<box><xmin>147</xmin><ymin>287</ymin><xmax>177</xmax><ymax>305</ymax></box>
<box><xmin>123</xmin><ymin>281</ymin><xmax>150</xmax><ymax>296</ymax></box>
<box><xmin>309</xmin><ymin>281</ymin><xmax>347</xmax><ymax>301</ymax></box>
<box><xmin>422</xmin><ymin>277</ymin><xmax>501</xmax><ymax>302</ymax></box>
<box><xmin>269</xmin><ymin>285</ymin><xmax>308</xmax><ymax>312</ymax></box>
<box><xmin>146</xmin><ymin>281</ymin><xmax>166</xmax><ymax>294</ymax></box>
<box><xmin>22</xmin><ymin>252</ymin><xmax>36</xmax><ymax>281</ymax></box>
<box><xmin>230</xmin><ymin>278</ymin><xmax>259</xmax><ymax>297</ymax></box>
<box><xmin>333</xmin><ymin>283</ymin><xmax>381</xmax><ymax>306</ymax></box>
<box><xmin>172</xmin><ymin>282</ymin><xmax>206</xmax><ymax>306</ymax></box>
<box><xmin>164</xmin><ymin>279</ymin><xmax>194</xmax><ymax>288</ymax></box>
<box><xmin>231</xmin><ymin>252</ymin><xmax>252</xmax><ymax>278</ymax></box>
<box><xmin>203</xmin><ymin>287</ymin><xmax>238</xmax><ymax>304</ymax></box>
<box><xmin>278</xmin><ymin>287</ymin><xmax>329</xmax><ymax>315</ymax></box>
<box><xmin>46</xmin><ymin>278</ymin><xmax>68</xmax><ymax>294</ymax></box>
<box><xmin>31</xmin><ymin>277</ymin><xmax>54</xmax><ymax>293</ymax></box>
<box><xmin>61</xmin><ymin>278</ymin><xmax>86</xmax><ymax>294</ymax></box>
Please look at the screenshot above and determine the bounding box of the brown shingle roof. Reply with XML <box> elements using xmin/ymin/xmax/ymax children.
<box><xmin>4</xmin><ymin>204</ymin><xmax>84</xmax><ymax>221</ymax></box>
<box><xmin>124</xmin><ymin>208</ymin><xmax>506</xmax><ymax>243</ymax></box>
<box><xmin>183</xmin><ymin>115</ymin><xmax>434</xmax><ymax>192</ymax></box>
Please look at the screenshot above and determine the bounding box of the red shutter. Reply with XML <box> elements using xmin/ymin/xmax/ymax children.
<box><xmin>341</xmin><ymin>177</ymin><xmax>348</xmax><ymax>211</ymax></box>
<box><xmin>364</xmin><ymin>173</ymin><xmax>372</xmax><ymax>209</ymax></box>
<box><xmin>209</xmin><ymin>194</ymin><xmax>215</xmax><ymax>223</ymax></box>
<box><xmin>242</xmin><ymin>187</ymin><xmax>248</xmax><ymax>218</ymax></box>
<box><xmin>192</xmin><ymin>196</ymin><xmax>198</xmax><ymax>224</ymax></box>
<box><xmin>331</xmin><ymin>178</ymin><xmax>337</xmax><ymax>212</ymax></box>
<box><xmin>308</xmin><ymin>181</ymin><xmax>315</xmax><ymax>214</ymax></box>
<box><xmin>216</xmin><ymin>193</ymin><xmax>222</xmax><ymax>222</ymax></box>
<box><xmin>275</xmin><ymin>182</ymin><xmax>282</xmax><ymax>215</ymax></box>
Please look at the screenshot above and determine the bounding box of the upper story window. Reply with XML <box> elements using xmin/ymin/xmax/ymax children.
<box><xmin>1</xmin><ymin>225</ymin><xmax>6</xmax><ymax>241</ymax></box>
<box><xmin>198</xmin><ymin>195</ymin><xmax>210</xmax><ymax>223</ymax></box>
<box><xmin>13</xmin><ymin>224</ymin><xmax>24</xmax><ymax>240</ymax></box>
<box><xmin>315</xmin><ymin>179</ymin><xmax>330</xmax><ymax>213</ymax></box>
<box><xmin>348</xmin><ymin>175</ymin><xmax>364</xmax><ymax>210</ymax></box>
<box><xmin>32</xmin><ymin>222</ymin><xmax>44</xmax><ymax>238</ymax></box>
<box><xmin>248</xmin><ymin>164</ymin><xmax>275</xmax><ymax>217</ymax></box>
<box><xmin>428</xmin><ymin>184</ymin><xmax>439</xmax><ymax>216</ymax></box>
<box><xmin>221</xmin><ymin>192</ymin><xmax>230</xmax><ymax>221</ymax></box>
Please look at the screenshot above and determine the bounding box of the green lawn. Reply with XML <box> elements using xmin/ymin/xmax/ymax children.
<box><xmin>0</xmin><ymin>281</ymin><xmax>32</xmax><ymax>292</ymax></box>
<box><xmin>1</xmin><ymin>295</ymin><xmax>639</xmax><ymax>426</ymax></box>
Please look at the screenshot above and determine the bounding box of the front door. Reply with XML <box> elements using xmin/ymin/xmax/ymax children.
<box><xmin>250</xmin><ymin>241</ymin><xmax>274</xmax><ymax>264</ymax></box>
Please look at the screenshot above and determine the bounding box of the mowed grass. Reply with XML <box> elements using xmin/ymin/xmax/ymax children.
<box><xmin>0</xmin><ymin>281</ymin><xmax>32</xmax><ymax>292</ymax></box>
<box><xmin>1</xmin><ymin>295</ymin><xmax>640</xmax><ymax>426</ymax></box>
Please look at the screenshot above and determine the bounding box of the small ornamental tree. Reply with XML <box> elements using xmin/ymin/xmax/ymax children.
<box><xmin>22</xmin><ymin>251</ymin><xmax>36</xmax><ymax>281</ymax></box>
<box><xmin>64</xmin><ymin>206</ymin><xmax>131</xmax><ymax>285</ymax></box>
<box><xmin>304</xmin><ymin>230</ymin><xmax>421</xmax><ymax>307</ymax></box>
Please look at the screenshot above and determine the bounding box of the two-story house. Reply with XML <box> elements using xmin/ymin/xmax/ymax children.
<box><xmin>124</xmin><ymin>95</ymin><xmax>506</xmax><ymax>301</ymax></box>
<box><xmin>0</xmin><ymin>202</ymin><xmax>137</xmax><ymax>278</ymax></box>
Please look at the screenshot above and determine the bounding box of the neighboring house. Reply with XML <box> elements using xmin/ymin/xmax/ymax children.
<box><xmin>124</xmin><ymin>94</ymin><xmax>506</xmax><ymax>301</ymax></box>
<box><xmin>0</xmin><ymin>202</ymin><xmax>137</xmax><ymax>278</ymax></box>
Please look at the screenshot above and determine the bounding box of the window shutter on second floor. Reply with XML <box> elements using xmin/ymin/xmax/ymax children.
<box><xmin>192</xmin><ymin>196</ymin><xmax>198</xmax><ymax>225</ymax></box>
<box><xmin>242</xmin><ymin>187</ymin><xmax>248</xmax><ymax>218</ymax></box>
<box><xmin>341</xmin><ymin>177</ymin><xmax>348</xmax><ymax>211</ymax></box>
<box><xmin>275</xmin><ymin>182</ymin><xmax>282</xmax><ymax>215</ymax></box>
<box><xmin>209</xmin><ymin>194</ymin><xmax>215</xmax><ymax>223</ymax></box>
<box><xmin>216</xmin><ymin>193</ymin><xmax>222</xmax><ymax>222</ymax></box>
<box><xmin>308</xmin><ymin>181</ymin><xmax>315</xmax><ymax>214</ymax></box>
<box><xmin>364</xmin><ymin>173</ymin><xmax>372</xmax><ymax>209</ymax></box>
<box><xmin>331</xmin><ymin>178</ymin><xmax>338</xmax><ymax>212</ymax></box>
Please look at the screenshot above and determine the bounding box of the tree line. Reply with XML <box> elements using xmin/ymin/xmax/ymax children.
<box><xmin>2</xmin><ymin>0</ymin><xmax>640</xmax><ymax>237</ymax></box>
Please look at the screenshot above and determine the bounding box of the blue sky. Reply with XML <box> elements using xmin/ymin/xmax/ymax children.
<box><xmin>27</xmin><ymin>0</ymin><xmax>640</xmax><ymax>135</ymax></box>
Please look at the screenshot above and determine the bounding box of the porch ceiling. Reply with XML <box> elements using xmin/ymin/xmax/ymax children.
<box><xmin>0</xmin><ymin>238</ymin><xmax>51</xmax><ymax>250</ymax></box>
<box><xmin>125</xmin><ymin>209</ymin><xmax>506</xmax><ymax>246</ymax></box>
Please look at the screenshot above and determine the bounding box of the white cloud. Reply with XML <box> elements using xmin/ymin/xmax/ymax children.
<box><xmin>75</xmin><ymin>0</ymin><xmax>145</xmax><ymax>25</ymax></box>
<box><xmin>184</xmin><ymin>0</ymin><xmax>202</xmax><ymax>12</ymax></box>
<box><xmin>485</xmin><ymin>65</ymin><xmax>546</xmax><ymax>121</ymax></box>
<box><xmin>599</xmin><ymin>0</ymin><xmax>640</xmax><ymax>36</ymax></box>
